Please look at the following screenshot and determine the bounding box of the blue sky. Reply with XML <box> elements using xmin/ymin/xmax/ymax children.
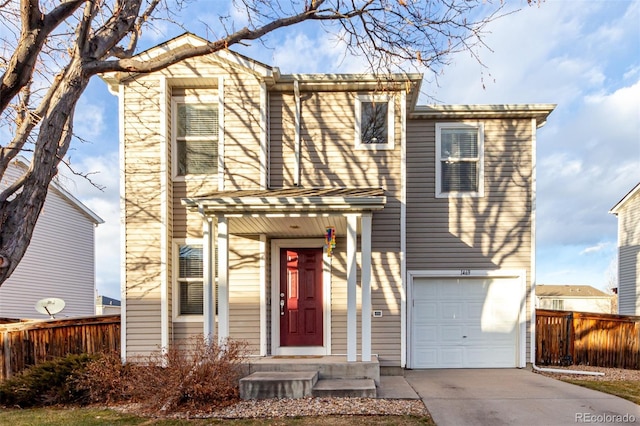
<box><xmin>60</xmin><ymin>0</ymin><xmax>640</xmax><ymax>300</ymax></box>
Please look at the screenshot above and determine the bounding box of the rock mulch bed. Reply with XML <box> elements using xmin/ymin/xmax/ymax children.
<box><xmin>535</xmin><ymin>365</ymin><xmax>640</xmax><ymax>381</ymax></box>
<box><xmin>117</xmin><ymin>397</ymin><xmax>429</xmax><ymax>420</ymax></box>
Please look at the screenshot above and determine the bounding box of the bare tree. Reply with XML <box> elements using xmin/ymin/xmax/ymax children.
<box><xmin>0</xmin><ymin>0</ymin><xmax>533</xmax><ymax>285</ymax></box>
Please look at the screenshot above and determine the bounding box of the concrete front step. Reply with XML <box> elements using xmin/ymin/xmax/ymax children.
<box><xmin>240</xmin><ymin>371</ymin><xmax>318</xmax><ymax>400</ymax></box>
<box><xmin>312</xmin><ymin>378</ymin><xmax>377</xmax><ymax>398</ymax></box>
<box><xmin>246</xmin><ymin>356</ymin><xmax>380</xmax><ymax>384</ymax></box>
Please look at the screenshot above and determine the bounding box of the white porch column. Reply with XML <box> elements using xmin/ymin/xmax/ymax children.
<box><xmin>361</xmin><ymin>213</ymin><xmax>372</xmax><ymax>362</ymax></box>
<box><xmin>202</xmin><ymin>217</ymin><xmax>215</xmax><ymax>342</ymax></box>
<box><xmin>346</xmin><ymin>214</ymin><xmax>358</xmax><ymax>362</ymax></box>
<box><xmin>217</xmin><ymin>216</ymin><xmax>230</xmax><ymax>344</ymax></box>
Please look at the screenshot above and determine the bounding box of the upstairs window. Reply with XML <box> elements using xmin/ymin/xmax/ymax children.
<box><xmin>355</xmin><ymin>94</ymin><xmax>395</xmax><ymax>149</ymax></box>
<box><xmin>173</xmin><ymin>97</ymin><xmax>218</xmax><ymax>177</ymax></box>
<box><xmin>436</xmin><ymin>123</ymin><xmax>484</xmax><ymax>197</ymax></box>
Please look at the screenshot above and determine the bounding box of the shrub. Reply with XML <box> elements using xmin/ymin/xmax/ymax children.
<box><xmin>0</xmin><ymin>353</ymin><xmax>96</xmax><ymax>407</ymax></box>
<box><xmin>127</xmin><ymin>336</ymin><xmax>248</xmax><ymax>413</ymax></box>
<box><xmin>72</xmin><ymin>351</ymin><xmax>133</xmax><ymax>405</ymax></box>
<box><xmin>74</xmin><ymin>336</ymin><xmax>247</xmax><ymax>413</ymax></box>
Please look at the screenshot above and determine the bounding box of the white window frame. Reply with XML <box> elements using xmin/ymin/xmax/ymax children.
<box><xmin>173</xmin><ymin>239</ymin><xmax>204</xmax><ymax>322</ymax></box>
<box><xmin>355</xmin><ymin>94</ymin><xmax>395</xmax><ymax>150</ymax></box>
<box><xmin>435</xmin><ymin>122</ymin><xmax>485</xmax><ymax>198</ymax></box>
<box><xmin>171</xmin><ymin>94</ymin><xmax>219</xmax><ymax>181</ymax></box>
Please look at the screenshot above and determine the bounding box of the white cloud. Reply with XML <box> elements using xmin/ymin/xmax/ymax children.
<box><xmin>580</xmin><ymin>242</ymin><xmax>611</xmax><ymax>255</ymax></box>
<box><xmin>73</xmin><ymin>102</ymin><xmax>105</xmax><ymax>139</ymax></box>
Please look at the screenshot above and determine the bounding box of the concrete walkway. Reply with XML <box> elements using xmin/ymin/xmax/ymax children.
<box><xmin>404</xmin><ymin>369</ymin><xmax>640</xmax><ymax>426</ymax></box>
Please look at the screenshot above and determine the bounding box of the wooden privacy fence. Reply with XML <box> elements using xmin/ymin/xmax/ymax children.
<box><xmin>0</xmin><ymin>315</ymin><xmax>120</xmax><ymax>381</ymax></box>
<box><xmin>536</xmin><ymin>309</ymin><xmax>640</xmax><ymax>370</ymax></box>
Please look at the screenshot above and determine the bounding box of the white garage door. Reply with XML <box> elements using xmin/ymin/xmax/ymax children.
<box><xmin>411</xmin><ymin>276</ymin><xmax>521</xmax><ymax>368</ymax></box>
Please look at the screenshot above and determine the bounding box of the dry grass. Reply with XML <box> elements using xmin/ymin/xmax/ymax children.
<box><xmin>562</xmin><ymin>380</ymin><xmax>640</xmax><ymax>405</ymax></box>
<box><xmin>0</xmin><ymin>408</ymin><xmax>434</xmax><ymax>425</ymax></box>
<box><xmin>535</xmin><ymin>365</ymin><xmax>640</xmax><ymax>405</ymax></box>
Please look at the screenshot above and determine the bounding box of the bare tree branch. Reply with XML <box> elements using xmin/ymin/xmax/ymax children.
<box><xmin>0</xmin><ymin>0</ymin><xmax>537</xmax><ymax>285</ymax></box>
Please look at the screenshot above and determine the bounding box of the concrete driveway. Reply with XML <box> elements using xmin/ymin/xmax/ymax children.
<box><xmin>404</xmin><ymin>369</ymin><xmax>640</xmax><ymax>426</ymax></box>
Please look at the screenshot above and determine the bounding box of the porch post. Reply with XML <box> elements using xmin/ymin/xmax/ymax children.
<box><xmin>346</xmin><ymin>214</ymin><xmax>358</xmax><ymax>362</ymax></box>
<box><xmin>361</xmin><ymin>213</ymin><xmax>372</xmax><ymax>362</ymax></box>
<box><xmin>217</xmin><ymin>216</ymin><xmax>230</xmax><ymax>344</ymax></box>
<box><xmin>202</xmin><ymin>217</ymin><xmax>215</xmax><ymax>342</ymax></box>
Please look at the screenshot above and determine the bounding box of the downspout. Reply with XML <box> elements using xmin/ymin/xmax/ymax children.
<box><xmin>531</xmin><ymin>364</ymin><xmax>604</xmax><ymax>376</ymax></box>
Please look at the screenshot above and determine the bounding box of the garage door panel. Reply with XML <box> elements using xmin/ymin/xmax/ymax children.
<box><xmin>414</xmin><ymin>325</ymin><xmax>438</xmax><ymax>341</ymax></box>
<box><xmin>414</xmin><ymin>301</ymin><xmax>437</xmax><ymax>320</ymax></box>
<box><xmin>440</xmin><ymin>303</ymin><xmax>462</xmax><ymax>320</ymax></box>
<box><xmin>411</xmin><ymin>276</ymin><xmax>521</xmax><ymax>369</ymax></box>
<box><xmin>440</xmin><ymin>348</ymin><xmax>464</xmax><ymax>367</ymax></box>
<box><xmin>440</xmin><ymin>326</ymin><xmax>464</xmax><ymax>343</ymax></box>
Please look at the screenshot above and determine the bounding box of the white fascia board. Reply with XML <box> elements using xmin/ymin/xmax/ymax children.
<box><xmin>183</xmin><ymin>196</ymin><xmax>386</xmax><ymax>211</ymax></box>
<box><xmin>610</xmin><ymin>182</ymin><xmax>640</xmax><ymax>215</ymax></box>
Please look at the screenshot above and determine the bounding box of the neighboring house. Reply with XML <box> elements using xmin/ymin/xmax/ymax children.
<box><xmin>535</xmin><ymin>284</ymin><xmax>615</xmax><ymax>314</ymax></box>
<box><xmin>610</xmin><ymin>182</ymin><xmax>640</xmax><ymax>316</ymax></box>
<box><xmin>102</xmin><ymin>33</ymin><xmax>555</xmax><ymax>369</ymax></box>
<box><xmin>0</xmin><ymin>158</ymin><xmax>104</xmax><ymax>319</ymax></box>
<box><xmin>96</xmin><ymin>295</ymin><xmax>122</xmax><ymax>315</ymax></box>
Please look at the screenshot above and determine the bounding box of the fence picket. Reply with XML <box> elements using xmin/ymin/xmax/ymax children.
<box><xmin>0</xmin><ymin>315</ymin><xmax>120</xmax><ymax>381</ymax></box>
<box><xmin>536</xmin><ymin>309</ymin><xmax>640</xmax><ymax>370</ymax></box>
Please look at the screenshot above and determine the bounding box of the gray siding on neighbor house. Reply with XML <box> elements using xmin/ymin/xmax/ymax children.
<box><xmin>0</xmin><ymin>163</ymin><xmax>98</xmax><ymax>319</ymax></box>
<box><xmin>617</xmin><ymin>190</ymin><xmax>640</xmax><ymax>315</ymax></box>
<box><xmin>405</xmin><ymin>117</ymin><xmax>534</xmax><ymax>359</ymax></box>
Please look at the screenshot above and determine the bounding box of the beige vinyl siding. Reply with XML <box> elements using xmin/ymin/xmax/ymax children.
<box><xmin>166</xmin><ymin>86</ymin><xmax>173</xmax><ymax>337</ymax></box>
<box><xmin>173</xmin><ymin>321</ymin><xmax>203</xmax><ymax>343</ymax></box>
<box><xmin>268</xmin><ymin>93</ymin><xmax>296</xmax><ymax>187</ymax></box>
<box><xmin>122</xmin><ymin>76</ymin><xmax>164</xmax><ymax>357</ymax></box>
<box><xmin>328</xmin><ymin>239</ymin><xmax>349</xmax><ymax>357</ymax></box>
<box><xmin>229</xmin><ymin>235</ymin><xmax>261</xmax><ymax>353</ymax></box>
<box><xmin>406</xmin><ymin>118</ymin><xmax>534</xmax><ymax>359</ymax></box>
<box><xmin>328</xmin><ymin>241</ymin><xmax>402</xmax><ymax>365</ymax></box>
<box><xmin>0</xmin><ymin>165</ymin><xmax>97</xmax><ymax>319</ymax></box>
<box><xmin>617</xmin><ymin>191</ymin><xmax>640</xmax><ymax>315</ymax></box>
<box><xmin>222</xmin><ymin>73</ymin><xmax>263</xmax><ymax>190</ymax></box>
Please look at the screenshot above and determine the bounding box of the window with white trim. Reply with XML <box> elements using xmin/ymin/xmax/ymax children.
<box><xmin>173</xmin><ymin>96</ymin><xmax>218</xmax><ymax>177</ymax></box>
<box><xmin>355</xmin><ymin>94</ymin><xmax>395</xmax><ymax>149</ymax></box>
<box><xmin>178</xmin><ymin>244</ymin><xmax>204</xmax><ymax>315</ymax></box>
<box><xmin>436</xmin><ymin>123</ymin><xmax>484</xmax><ymax>197</ymax></box>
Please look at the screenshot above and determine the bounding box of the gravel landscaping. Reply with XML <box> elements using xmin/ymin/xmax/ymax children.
<box><xmin>534</xmin><ymin>365</ymin><xmax>640</xmax><ymax>381</ymax></box>
<box><xmin>117</xmin><ymin>397</ymin><xmax>429</xmax><ymax>420</ymax></box>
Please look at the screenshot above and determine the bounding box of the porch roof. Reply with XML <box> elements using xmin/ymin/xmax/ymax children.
<box><xmin>182</xmin><ymin>187</ymin><xmax>386</xmax><ymax>215</ymax></box>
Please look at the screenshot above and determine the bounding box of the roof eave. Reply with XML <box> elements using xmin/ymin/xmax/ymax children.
<box><xmin>609</xmin><ymin>182</ymin><xmax>640</xmax><ymax>215</ymax></box>
<box><xmin>410</xmin><ymin>104</ymin><xmax>557</xmax><ymax>125</ymax></box>
<box><xmin>182</xmin><ymin>195</ymin><xmax>387</xmax><ymax>214</ymax></box>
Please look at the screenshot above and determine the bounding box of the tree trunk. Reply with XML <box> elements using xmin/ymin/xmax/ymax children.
<box><xmin>0</xmin><ymin>57</ymin><xmax>89</xmax><ymax>285</ymax></box>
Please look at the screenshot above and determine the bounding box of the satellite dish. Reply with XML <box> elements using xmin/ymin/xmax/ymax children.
<box><xmin>35</xmin><ymin>298</ymin><xmax>66</xmax><ymax>318</ymax></box>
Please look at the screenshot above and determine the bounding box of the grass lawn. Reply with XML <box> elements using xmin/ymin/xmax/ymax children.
<box><xmin>0</xmin><ymin>407</ymin><xmax>435</xmax><ymax>425</ymax></box>
<box><xmin>562</xmin><ymin>379</ymin><xmax>640</xmax><ymax>405</ymax></box>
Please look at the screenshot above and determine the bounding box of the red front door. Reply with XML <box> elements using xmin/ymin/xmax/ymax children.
<box><xmin>280</xmin><ymin>248</ymin><xmax>323</xmax><ymax>347</ymax></box>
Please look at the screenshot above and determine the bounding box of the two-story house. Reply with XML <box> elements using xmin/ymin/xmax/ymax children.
<box><xmin>102</xmin><ymin>33</ymin><xmax>554</xmax><ymax>370</ymax></box>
